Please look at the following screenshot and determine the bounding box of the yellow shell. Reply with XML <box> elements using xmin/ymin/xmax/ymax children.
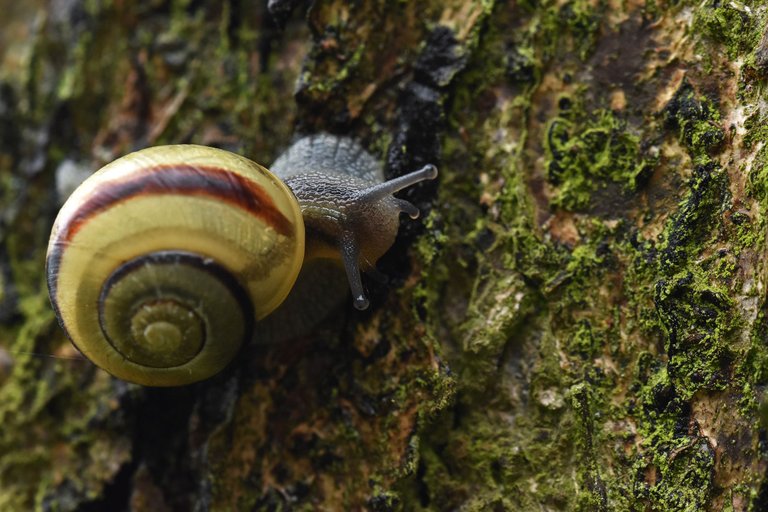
<box><xmin>46</xmin><ymin>145</ymin><xmax>305</xmax><ymax>386</ymax></box>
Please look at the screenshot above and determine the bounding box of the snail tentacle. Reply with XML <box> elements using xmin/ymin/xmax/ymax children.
<box><xmin>396</xmin><ymin>199</ymin><xmax>421</xmax><ymax>220</ymax></box>
<box><xmin>340</xmin><ymin>231</ymin><xmax>369</xmax><ymax>310</ymax></box>
<box><xmin>359</xmin><ymin>164</ymin><xmax>438</xmax><ymax>203</ymax></box>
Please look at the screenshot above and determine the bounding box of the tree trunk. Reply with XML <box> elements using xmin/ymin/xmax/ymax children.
<box><xmin>1</xmin><ymin>0</ymin><xmax>767</xmax><ymax>510</ymax></box>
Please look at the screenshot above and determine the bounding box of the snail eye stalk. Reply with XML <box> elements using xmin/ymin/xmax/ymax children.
<box><xmin>340</xmin><ymin>231</ymin><xmax>369</xmax><ymax>311</ymax></box>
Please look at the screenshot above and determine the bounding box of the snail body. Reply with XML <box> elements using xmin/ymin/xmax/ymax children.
<box><xmin>46</xmin><ymin>135</ymin><xmax>437</xmax><ymax>386</ymax></box>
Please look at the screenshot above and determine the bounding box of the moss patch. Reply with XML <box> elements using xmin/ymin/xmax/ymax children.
<box><xmin>545</xmin><ymin>108</ymin><xmax>654</xmax><ymax>211</ymax></box>
<box><xmin>691</xmin><ymin>0</ymin><xmax>763</xmax><ymax>60</ymax></box>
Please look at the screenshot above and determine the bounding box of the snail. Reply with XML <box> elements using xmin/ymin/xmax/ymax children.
<box><xmin>46</xmin><ymin>134</ymin><xmax>437</xmax><ymax>386</ymax></box>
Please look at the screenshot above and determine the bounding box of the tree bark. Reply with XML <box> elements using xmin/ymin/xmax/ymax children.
<box><xmin>1</xmin><ymin>0</ymin><xmax>767</xmax><ymax>510</ymax></box>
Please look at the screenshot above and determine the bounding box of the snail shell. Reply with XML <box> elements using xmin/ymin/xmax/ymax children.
<box><xmin>47</xmin><ymin>145</ymin><xmax>304</xmax><ymax>386</ymax></box>
<box><xmin>47</xmin><ymin>136</ymin><xmax>437</xmax><ymax>386</ymax></box>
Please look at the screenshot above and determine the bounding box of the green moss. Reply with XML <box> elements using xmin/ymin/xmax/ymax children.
<box><xmin>742</xmin><ymin>314</ymin><xmax>768</xmax><ymax>386</ymax></box>
<box><xmin>569</xmin><ymin>382</ymin><xmax>609</xmax><ymax>511</ymax></box>
<box><xmin>545</xmin><ymin>109</ymin><xmax>653</xmax><ymax>211</ymax></box>
<box><xmin>691</xmin><ymin>0</ymin><xmax>762</xmax><ymax>59</ymax></box>
<box><xmin>558</xmin><ymin>0</ymin><xmax>603</xmax><ymax>60</ymax></box>
<box><xmin>747</xmin><ymin>143</ymin><xmax>768</xmax><ymax>203</ymax></box>
<box><xmin>648</xmin><ymin>440</ymin><xmax>716</xmax><ymax>511</ymax></box>
<box><xmin>662</xmin><ymin>80</ymin><xmax>724</xmax><ymax>159</ymax></box>
<box><xmin>654</xmin><ymin>271</ymin><xmax>736</xmax><ymax>398</ymax></box>
<box><xmin>523</xmin><ymin>0</ymin><xmax>604</xmax><ymax>60</ymax></box>
<box><xmin>631</xmin><ymin>377</ymin><xmax>717</xmax><ymax>507</ymax></box>
<box><xmin>658</xmin><ymin>165</ymin><xmax>727</xmax><ymax>270</ymax></box>
<box><xmin>567</xmin><ymin>320</ymin><xmax>600</xmax><ymax>358</ymax></box>
<box><xmin>648</xmin><ymin>76</ymin><xmax>739</xmax><ymax>407</ymax></box>
<box><xmin>368</xmin><ymin>489</ymin><xmax>402</xmax><ymax>512</ymax></box>
<box><xmin>409</xmin><ymin>0</ymin><xmax>768</xmax><ymax>507</ymax></box>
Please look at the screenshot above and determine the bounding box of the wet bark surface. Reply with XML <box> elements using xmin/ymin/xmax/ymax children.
<box><xmin>1</xmin><ymin>0</ymin><xmax>768</xmax><ymax>510</ymax></box>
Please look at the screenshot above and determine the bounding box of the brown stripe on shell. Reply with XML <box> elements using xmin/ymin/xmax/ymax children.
<box><xmin>58</xmin><ymin>164</ymin><xmax>295</xmax><ymax>243</ymax></box>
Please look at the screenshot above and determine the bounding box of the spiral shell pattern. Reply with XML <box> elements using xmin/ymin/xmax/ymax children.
<box><xmin>46</xmin><ymin>145</ymin><xmax>305</xmax><ymax>386</ymax></box>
